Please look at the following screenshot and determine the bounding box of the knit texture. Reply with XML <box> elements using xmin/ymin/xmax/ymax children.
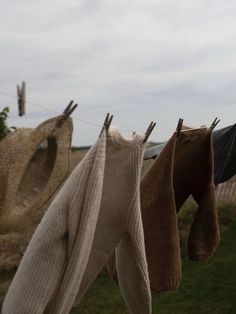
<box><xmin>2</xmin><ymin>131</ymin><xmax>106</xmax><ymax>314</ymax></box>
<box><xmin>142</xmin><ymin>127</ymin><xmax>219</xmax><ymax>292</ymax></box>
<box><xmin>0</xmin><ymin>115</ymin><xmax>72</xmax><ymax>272</ymax></box>
<box><xmin>71</xmin><ymin>128</ymin><xmax>151</xmax><ymax>314</ymax></box>
<box><xmin>2</xmin><ymin>128</ymin><xmax>151</xmax><ymax>314</ymax></box>
<box><xmin>0</xmin><ymin>115</ymin><xmax>73</xmax><ymax>233</ymax></box>
<box><xmin>140</xmin><ymin>133</ymin><xmax>181</xmax><ymax>292</ymax></box>
<box><xmin>107</xmin><ymin>133</ymin><xmax>181</xmax><ymax>293</ymax></box>
<box><xmin>107</xmin><ymin>127</ymin><xmax>219</xmax><ymax>294</ymax></box>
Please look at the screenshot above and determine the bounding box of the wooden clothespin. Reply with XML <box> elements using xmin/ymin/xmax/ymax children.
<box><xmin>210</xmin><ymin>117</ymin><xmax>220</xmax><ymax>130</ymax></box>
<box><xmin>17</xmin><ymin>81</ymin><xmax>26</xmax><ymax>116</ymax></box>
<box><xmin>56</xmin><ymin>100</ymin><xmax>78</xmax><ymax>128</ymax></box>
<box><xmin>143</xmin><ymin>121</ymin><xmax>156</xmax><ymax>143</ymax></box>
<box><xmin>99</xmin><ymin>113</ymin><xmax>113</xmax><ymax>137</ymax></box>
<box><xmin>176</xmin><ymin>118</ymin><xmax>184</xmax><ymax>137</ymax></box>
<box><xmin>63</xmin><ymin>100</ymin><xmax>78</xmax><ymax>117</ymax></box>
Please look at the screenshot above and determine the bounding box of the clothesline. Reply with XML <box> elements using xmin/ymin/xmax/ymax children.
<box><xmin>0</xmin><ymin>88</ymin><xmax>207</xmax><ymax>135</ymax></box>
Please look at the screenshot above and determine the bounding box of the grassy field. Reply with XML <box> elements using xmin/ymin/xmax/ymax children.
<box><xmin>0</xmin><ymin>148</ymin><xmax>235</xmax><ymax>313</ymax></box>
<box><xmin>71</xmin><ymin>204</ymin><xmax>236</xmax><ymax>314</ymax></box>
<box><xmin>1</xmin><ymin>204</ymin><xmax>235</xmax><ymax>313</ymax></box>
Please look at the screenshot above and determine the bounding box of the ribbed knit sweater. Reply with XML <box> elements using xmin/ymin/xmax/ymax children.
<box><xmin>70</xmin><ymin>129</ymin><xmax>151</xmax><ymax>314</ymax></box>
<box><xmin>2</xmin><ymin>131</ymin><xmax>107</xmax><ymax>314</ymax></box>
<box><xmin>2</xmin><ymin>128</ymin><xmax>151</xmax><ymax>314</ymax></box>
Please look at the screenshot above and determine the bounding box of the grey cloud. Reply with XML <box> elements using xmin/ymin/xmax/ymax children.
<box><xmin>0</xmin><ymin>0</ymin><xmax>236</xmax><ymax>146</ymax></box>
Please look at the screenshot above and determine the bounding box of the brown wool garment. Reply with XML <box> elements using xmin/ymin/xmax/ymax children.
<box><xmin>108</xmin><ymin>127</ymin><xmax>219</xmax><ymax>294</ymax></box>
<box><xmin>143</xmin><ymin>127</ymin><xmax>219</xmax><ymax>292</ymax></box>
<box><xmin>173</xmin><ymin>127</ymin><xmax>219</xmax><ymax>262</ymax></box>
<box><xmin>3</xmin><ymin>128</ymin><xmax>151</xmax><ymax>314</ymax></box>
<box><xmin>140</xmin><ymin>133</ymin><xmax>181</xmax><ymax>293</ymax></box>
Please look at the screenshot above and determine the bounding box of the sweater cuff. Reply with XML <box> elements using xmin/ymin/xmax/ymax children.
<box><xmin>151</xmin><ymin>277</ymin><xmax>181</xmax><ymax>293</ymax></box>
<box><xmin>188</xmin><ymin>250</ymin><xmax>210</xmax><ymax>262</ymax></box>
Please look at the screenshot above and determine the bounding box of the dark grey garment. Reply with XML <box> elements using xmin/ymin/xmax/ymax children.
<box><xmin>143</xmin><ymin>143</ymin><xmax>166</xmax><ymax>160</ymax></box>
<box><xmin>144</xmin><ymin>124</ymin><xmax>236</xmax><ymax>184</ymax></box>
<box><xmin>213</xmin><ymin>124</ymin><xmax>236</xmax><ymax>184</ymax></box>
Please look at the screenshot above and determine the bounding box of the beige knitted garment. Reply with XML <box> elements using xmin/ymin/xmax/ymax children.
<box><xmin>2</xmin><ymin>128</ymin><xmax>151</xmax><ymax>314</ymax></box>
<box><xmin>0</xmin><ymin>115</ymin><xmax>72</xmax><ymax>272</ymax></box>
<box><xmin>0</xmin><ymin>115</ymin><xmax>73</xmax><ymax>233</ymax></box>
<box><xmin>2</xmin><ymin>131</ymin><xmax>106</xmax><ymax>314</ymax></box>
<box><xmin>71</xmin><ymin>128</ymin><xmax>151</xmax><ymax>314</ymax></box>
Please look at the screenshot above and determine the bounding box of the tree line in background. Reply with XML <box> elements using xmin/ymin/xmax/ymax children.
<box><xmin>0</xmin><ymin>107</ymin><xmax>15</xmax><ymax>141</ymax></box>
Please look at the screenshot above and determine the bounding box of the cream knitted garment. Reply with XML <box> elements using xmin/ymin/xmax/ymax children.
<box><xmin>2</xmin><ymin>128</ymin><xmax>151</xmax><ymax>314</ymax></box>
<box><xmin>70</xmin><ymin>128</ymin><xmax>151</xmax><ymax>314</ymax></box>
<box><xmin>2</xmin><ymin>131</ymin><xmax>107</xmax><ymax>314</ymax></box>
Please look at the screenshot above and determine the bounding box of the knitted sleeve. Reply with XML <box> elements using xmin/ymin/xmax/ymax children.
<box><xmin>188</xmin><ymin>131</ymin><xmax>220</xmax><ymax>262</ymax></box>
<box><xmin>115</xmin><ymin>186</ymin><xmax>152</xmax><ymax>314</ymax></box>
<box><xmin>48</xmin><ymin>133</ymin><xmax>106</xmax><ymax>313</ymax></box>
<box><xmin>2</xmin><ymin>196</ymin><xmax>68</xmax><ymax>314</ymax></box>
<box><xmin>188</xmin><ymin>182</ymin><xmax>220</xmax><ymax>262</ymax></box>
<box><xmin>116</xmin><ymin>232</ymin><xmax>151</xmax><ymax>314</ymax></box>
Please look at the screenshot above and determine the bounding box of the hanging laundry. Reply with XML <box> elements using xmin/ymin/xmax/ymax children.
<box><xmin>144</xmin><ymin>123</ymin><xmax>236</xmax><ymax>185</ymax></box>
<box><xmin>108</xmin><ymin>126</ymin><xmax>219</xmax><ymax>294</ymax></box>
<box><xmin>0</xmin><ymin>115</ymin><xmax>73</xmax><ymax>233</ymax></box>
<box><xmin>144</xmin><ymin>142</ymin><xmax>166</xmax><ymax>160</ymax></box>
<box><xmin>213</xmin><ymin>123</ymin><xmax>236</xmax><ymax>184</ymax></box>
<box><xmin>70</xmin><ymin>128</ymin><xmax>151</xmax><ymax>314</ymax></box>
<box><xmin>2</xmin><ymin>128</ymin><xmax>152</xmax><ymax>314</ymax></box>
<box><xmin>139</xmin><ymin>133</ymin><xmax>181</xmax><ymax>293</ymax></box>
<box><xmin>172</xmin><ymin>127</ymin><xmax>219</xmax><ymax>261</ymax></box>
<box><xmin>107</xmin><ymin>132</ymin><xmax>181</xmax><ymax>293</ymax></box>
<box><xmin>0</xmin><ymin>115</ymin><xmax>73</xmax><ymax>272</ymax></box>
<box><xmin>2</xmin><ymin>131</ymin><xmax>106</xmax><ymax>314</ymax></box>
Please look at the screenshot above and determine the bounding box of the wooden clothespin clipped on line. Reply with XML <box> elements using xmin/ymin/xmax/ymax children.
<box><xmin>210</xmin><ymin>117</ymin><xmax>220</xmax><ymax>130</ymax></box>
<box><xmin>63</xmin><ymin>100</ymin><xmax>78</xmax><ymax>118</ymax></box>
<box><xmin>99</xmin><ymin>113</ymin><xmax>113</xmax><ymax>137</ymax></box>
<box><xmin>143</xmin><ymin>121</ymin><xmax>156</xmax><ymax>143</ymax></box>
<box><xmin>176</xmin><ymin>118</ymin><xmax>184</xmax><ymax>137</ymax></box>
<box><xmin>56</xmin><ymin>100</ymin><xmax>78</xmax><ymax>128</ymax></box>
<box><xmin>17</xmin><ymin>81</ymin><xmax>26</xmax><ymax>116</ymax></box>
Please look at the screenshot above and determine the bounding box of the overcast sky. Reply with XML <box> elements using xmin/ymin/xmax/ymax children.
<box><xmin>0</xmin><ymin>0</ymin><xmax>236</xmax><ymax>146</ymax></box>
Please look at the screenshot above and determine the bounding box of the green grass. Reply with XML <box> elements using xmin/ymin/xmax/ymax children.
<box><xmin>75</xmin><ymin>204</ymin><xmax>236</xmax><ymax>313</ymax></box>
<box><xmin>1</xmin><ymin>205</ymin><xmax>236</xmax><ymax>313</ymax></box>
<box><xmin>71</xmin><ymin>211</ymin><xmax>236</xmax><ymax>314</ymax></box>
<box><xmin>152</xmin><ymin>218</ymin><xmax>236</xmax><ymax>314</ymax></box>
